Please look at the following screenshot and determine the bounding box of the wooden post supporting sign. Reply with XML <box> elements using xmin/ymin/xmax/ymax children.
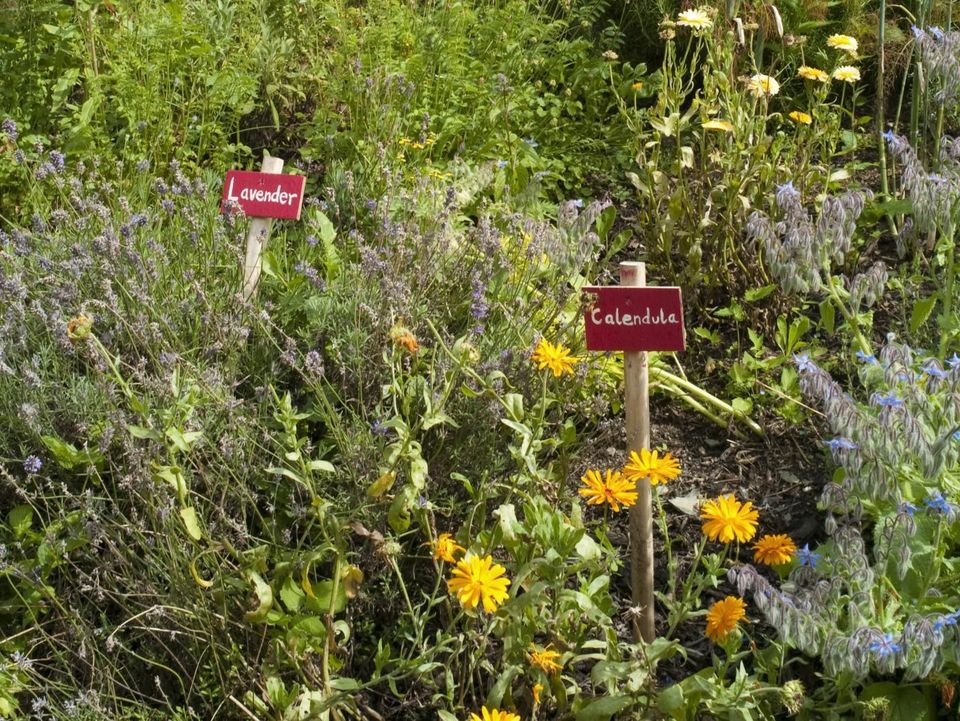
<box><xmin>220</xmin><ymin>155</ymin><xmax>306</xmax><ymax>301</ymax></box>
<box><xmin>583</xmin><ymin>262</ymin><xmax>685</xmax><ymax>644</ymax></box>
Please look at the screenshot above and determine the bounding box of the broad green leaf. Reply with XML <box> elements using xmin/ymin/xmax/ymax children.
<box><xmin>485</xmin><ymin>665</ymin><xmax>520</xmax><ymax>709</ymax></box>
<box><xmin>127</xmin><ymin>425</ymin><xmax>162</xmax><ymax>441</ymax></box>
<box><xmin>574</xmin><ymin>695</ymin><xmax>632</xmax><ymax>720</ymax></box>
<box><xmin>819</xmin><ymin>299</ymin><xmax>836</xmax><ymax>334</ymax></box>
<box><xmin>280</xmin><ymin>576</ymin><xmax>304</xmax><ymax>613</ymax></box>
<box><xmin>329</xmin><ymin>677</ymin><xmax>360</xmax><ymax>691</ymax></box>
<box><xmin>911</xmin><ymin>294</ymin><xmax>937</xmax><ymax>333</ymax></box>
<box><xmin>8</xmin><ymin>505</ymin><xmax>33</xmax><ymax>538</ymax></box>
<box><xmin>744</xmin><ymin>284</ymin><xmax>776</xmax><ymax>302</ymax></box>
<box><xmin>179</xmin><ymin>507</ymin><xmax>203</xmax><ymax>541</ymax></box>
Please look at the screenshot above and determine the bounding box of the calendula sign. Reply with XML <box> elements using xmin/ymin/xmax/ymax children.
<box><xmin>221</xmin><ymin>169</ymin><xmax>306</xmax><ymax>220</ymax></box>
<box><xmin>582</xmin><ymin>286</ymin><xmax>685</xmax><ymax>352</ymax></box>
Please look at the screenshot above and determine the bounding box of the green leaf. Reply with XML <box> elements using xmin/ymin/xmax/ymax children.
<box><xmin>308</xmin><ymin>459</ymin><xmax>336</xmax><ymax>473</ymax></box>
<box><xmin>574</xmin><ymin>695</ymin><xmax>632</xmax><ymax>720</ymax></box>
<box><xmin>8</xmin><ymin>505</ymin><xmax>33</xmax><ymax>538</ymax></box>
<box><xmin>657</xmin><ymin>684</ymin><xmax>686</xmax><ymax>717</ymax></box>
<box><xmin>911</xmin><ymin>294</ymin><xmax>937</xmax><ymax>333</ymax></box>
<box><xmin>437</xmin><ymin>712</ymin><xmax>459</xmax><ymax>721</ymax></box>
<box><xmin>243</xmin><ymin>569</ymin><xmax>275</xmax><ymax>623</ymax></box>
<box><xmin>127</xmin><ymin>425</ymin><xmax>162</xmax><ymax>441</ymax></box>
<box><xmin>485</xmin><ymin>665</ymin><xmax>520</xmax><ymax>709</ymax></box>
<box><xmin>743</xmin><ymin>284</ymin><xmax>775</xmax><ymax>302</ymax></box>
<box><xmin>329</xmin><ymin>677</ymin><xmax>360</xmax><ymax>691</ymax></box>
<box><xmin>819</xmin><ymin>299</ymin><xmax>836</xmax><ymax>333</ymax></box>
<box><xmin>280</xmin><ymin>577</ymin><xmax>304</xmax><ymax>613</ymax></box>
<box><xmin>179</xmin><ymin>507</ymin><xmax>203</xmax><ymax>541</ymax></box>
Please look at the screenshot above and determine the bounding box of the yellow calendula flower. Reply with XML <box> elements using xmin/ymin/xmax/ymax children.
<box><xmin>448</xmin><ymin>554</ymin><xmax>511</xmax><ymax>613</ymax></box>
<box><xmin>432</xmin><ymin>533</ymin><xmax>465</xmax><ymax>563</ymax></box>
<box><xmin>700</xmin><ymin>495</ymin><xmax>759</xmax><ymax>543</ymax></box>
<box><xmin>701</xmin><ymin>119</ymin><xmax>735</xmax><ymax>132</ymax></box>
<box><xmin>579</xmin><ymin>469</ymin><xmax>637</xmax><ymax>512</ymax></box>
<box><xmin>832</xmin><ymin>65</ymin><xmax>861</xmax><ymax>83</ymax></box>
<box><xmin>624</xmin><ymin>448</ymin><xmax>681</xmax><ymax>486</ymax></box>
<box><xmin>531</xmin><ymin>338</ymin><xmax>578</xmax><ymax>377</ymax></box>
<box><xmin>533</xmin><ymin>684</ymin><xmax>544</xmax><ymax>704</ymax></box>
<box><xmin>631</xmin><ymin>81</ymin><xmax>644</xmax><ymax>91</ymax></box>
<box><xmin>827</xmin><ymin>34</ymin><xmax>858</xmax><ymax>55</ymax></box>
<box><xmin>752</xmin><ymin>534</ymin><xmax>797</xmax><ymax>566</ymax></box>
<box><xmin>705</xmin><ymin>596</ymin><xmax>747</xmax><ymax>642</ymax></box>
<box><xmin>529</xmin><ymin>646</ymin><xmax>563</xmax><ymax>674</ymax></box>
<box><xmin>797</xmin><ymin>65</ymin><xmax>830</xmax><ymax>83</ymax></box>
<box><xmin>746</xmin><ymin>73</ymin><xmax>780</xmax><ymax>97</ymax></box>
<box><xmin>469</xmin><ymin>708</ymin><xmax>521</xmax><ymax>721</ymax></box>
<box><xmin>789</xmin><ymin>111</ymin><xmax>812</xmax><ymax>125</ymax></box>
<box><xmin>677</xmin><ymin>8</ymin><xmax>712</xmax><ymax>30</ymax></box>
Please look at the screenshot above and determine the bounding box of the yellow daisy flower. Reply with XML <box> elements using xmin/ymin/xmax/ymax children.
<box><xmin>832</xmin><ymin>66</ymin><xmax>861</xmax><ymax>83</ymax></box>
<box><xmin>579</xmin><ymin>469</ymin><xmax>638</xmax><ymax>512</ymax></box>
<box><xmin>623</xmin><ymin>448</ymin><xmax>681</xmax><ymax>486</ymax></box>
<box><xmin>470</xmin><ymin>708</ymin><xmax>521</xmax><ymax>721</ymax></box>
<box><xmin>746</xmin><ymin>73</ymin><xmax>780</xmax><ymax>97</ymax></box>
<box><xmin>700</xmin><ymin>495</ymin><xmax>759</xmax><ymax>543</ymax></box>
<box><xmin>705</xmin><ymin>596</ymin><xmax>747</xmax><ymax>642</ymax></box>
<box><xmin>529</xmin><ymin>646</ymin><xmax>563</xmax><ymax>674</ymax></box>
<box><xmin>827</xmin><ymin>34</ymin><xmax>858</xmax><ymax>55</ymax></box>
<box><xmin>448</xmin><ymin>554</ymin><xmax>511</xmax><ymax>613</ymax></box>
<box><xmin>531</xmin><ymin>338</ymin><xmax>578</xmax><ymax>377</ymax></box>
<box><xmin>677</xmin><ymin>8</ymin><xmax>712</xmax><ymax>30</ymax></box>
<box><xmin>788</xmin><ymin>111</ymin><xmax>812</xmax><ymax>125</ymax></box>
<box><xmin>797</xmin><ymin>65</ymin><xmax>830</xmax><ymax>83</ymax></box>
<box><xmin>752</xmin><ymin>534</ymin><xmax>797</xmax><ymax>566</ymax></box>
<box><xmin>431</xmin><ymin>533</ymin><xmax>465</xmax><ymax>563</ymax></box>
<box><xmin>701</xmin><ymin>119</ymin><xmax>735</xmax><ymax>132</ymax></box>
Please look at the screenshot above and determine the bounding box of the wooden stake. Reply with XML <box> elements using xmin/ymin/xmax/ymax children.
<box><xmin>241</xmin><ymin>155</ymin><xmax>285</xmax><ymax>301</ymax></box>
<box><xmin>620</xmin><ymin>261</ymin><xmax>655</xmax><ymax>643</ymax></box>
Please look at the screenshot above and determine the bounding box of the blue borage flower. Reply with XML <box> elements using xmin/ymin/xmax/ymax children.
<box><xmin>933</xmin><ymin>611</ymin><xmax>960</xmax><ymax>632</ymax></box>
<box><xmin>793</xmin><ymin>353</ymin><xmax>816</xmax><ymax>374</ymax></box>
<box><xmin>948</xmin><ymin>353</ymin><xmax>960</xmax><ymax>369</ymax></box>
<box><xmin>823</xmin><ymin>437</ymin><xmax>858</xmax><ymax>451</ymax></box>
<box><xmin>796</xmin><ymin>543</ymin><xmax>821</xmax><ymax>568</ymax></box>
<box><xmin>924</xmin><ymin>491</ymin><xmax>957</xmax><ymax>516</ymax></box>
<box><xmin>899</xmin><ymin>501</ymin><xmax>918</xmax><ymax>517</ymax></box>
<box><xmin>855</xmin><ymin>350</ymin><xmax>877</xmax><ymax>364</ymax></box>
<box><xmin>869</xmin><ymin>633</ymin><xmax>902</xmax><ymax>658</ymax></box>
<box><xmin>870</xmin><ymin>391</ymin><xmax>904</xmax><ymax>408</ymax></box>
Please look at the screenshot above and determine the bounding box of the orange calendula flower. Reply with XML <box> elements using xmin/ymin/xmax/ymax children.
<box><xmin>789</xmin><ymin>111</ymin><xmax>812</xmax><ymax>125</ymax></box>
<box><xmin>389</xmin><ymin>324</ymin><xmax>419</xmax><ymax>353</ymax></box>
<box><xmin>531</xmin><ymin>338</ymin><xmax>578</xmax><ymax>377</ymax></box>
<box><xmin>432</xmin><ymin>533</ymin><xmax>465</xmax><ymax>563</ymax></box>
<box><xmin>705</xmin><ymin>596</ymin><xmax>747</xmax><ymax>642</ymax></box>
<box><xmin>752</xmin><ymin>534</ymin><xmax>797</xmax><ymax>566</ymax></box>
<box><xmin>529</xmin><ymin>646</ymin><xmax>562</xmax><ymax>674</ymax></box>
<box><xmin>579</xmin><ymin>469</ymin><xmax>637</xmax><ymax>512</ymax></box>
<box><xmin>700</xmin><ymin>495</ymin><xmax>759</xmax><ymax>543</ymax></box>
<box><xmin>448</xmin><ymin>554</ymin><xmax>511</xmax><ymax>613</ymax></box>
<box><xmin>469</xmin><ymin>708</ymin><xmax>521</xmax><ymax>721</ymax></box>
<box><xmin>797</xmin><ymin>65</ymin><xmax>830</xmax><ymax>83</ymax></box>
<box><xmin>623</xmin><ymin>448</ymin><xmax>681</xmax><ymax>486</ymax></box>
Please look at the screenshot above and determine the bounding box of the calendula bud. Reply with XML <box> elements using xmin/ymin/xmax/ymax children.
<box><xmin>66</xmin><ymin>314</ymin><xmax>94</xmax><ymax>343</ymax></box>
<box><xmin>452</xmin><ymin>337</ymin><xmax>480</xmax><ymax>364</ymax></box>
<box><xmin>781</xmin><ymin>680</ymin><xmax>805</xmax><ymax>715</ymax></box>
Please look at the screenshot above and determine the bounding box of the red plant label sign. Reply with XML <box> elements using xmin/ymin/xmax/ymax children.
<box><xmin>583</xmin><ymin>286</ymin><xmax>685</xmax><ymax>352</ymax></box>
<box><xmin>221</xmin><ymin>170</ymin><xmax>306</xmax><ymax>220</ymax></box>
